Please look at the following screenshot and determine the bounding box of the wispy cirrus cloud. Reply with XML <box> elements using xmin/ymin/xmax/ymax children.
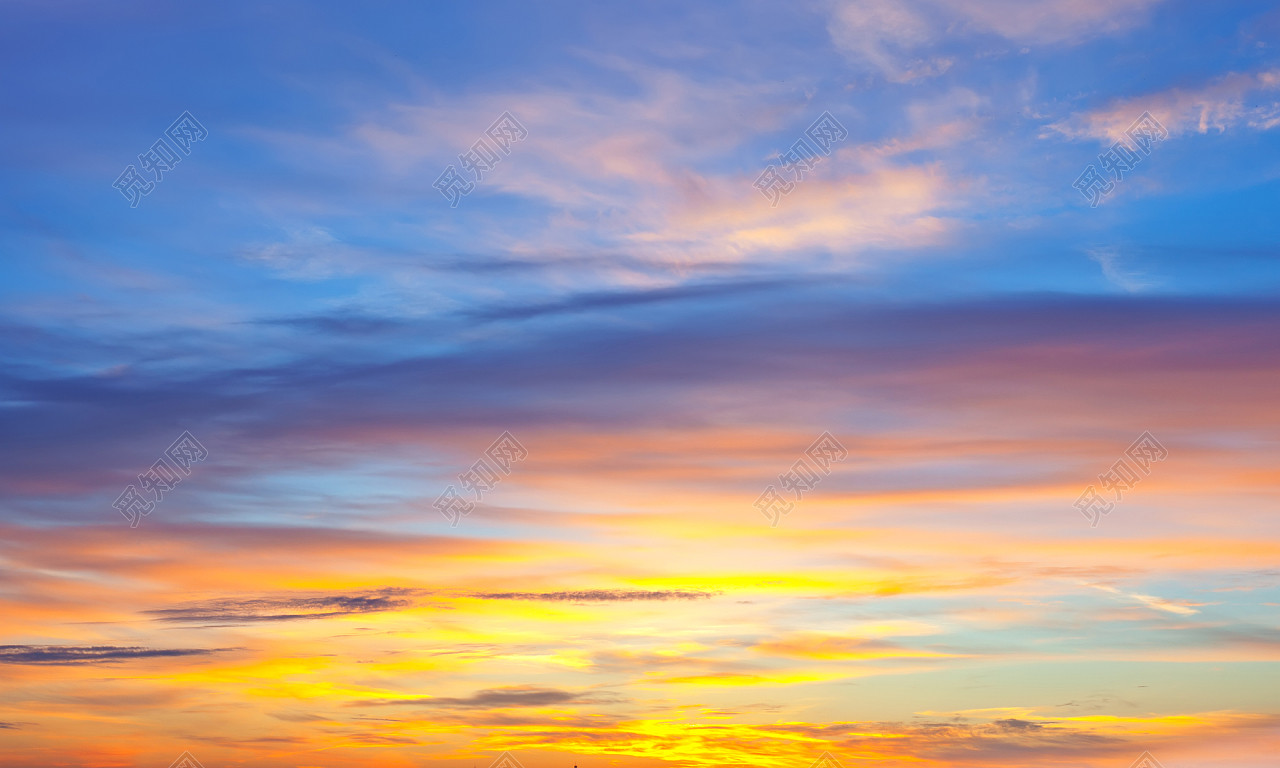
<box><xmin>1046</xmin><ymin>68</ymin><xmax>1280</xmax><ymax>144</ymax></box>
<box><xmin>1087</xmin><ymin>247</ymin><xmax>1155</xmax><ymax>292</ymax></box>
<box><xmin>332</xmin><ymin>62</ymin><xmax>965</xmax><ymax>267</ymax></box>
<box><xmin>828</xmin><ymin>0</ymin><xmax>1165</xmax><ymax>80</ymax></box>
<box><xmin>1089</xmin><ymin>584</ymin><xmax>1203</xmax><ymax>616</ymax></box>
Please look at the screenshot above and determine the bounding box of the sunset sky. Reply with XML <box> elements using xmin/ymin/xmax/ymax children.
<box><xmin>2</xmin><ymin>1</ymin><xmax>1280</xmax><ymax>767</ymax></box>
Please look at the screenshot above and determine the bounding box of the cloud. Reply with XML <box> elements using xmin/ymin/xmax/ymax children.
<box><xmin>366</xmin><ymin>686</ymin><xmax>589</xmax><ymax>709</ymax></box>
<box><xmin>338</xmin><ymin>63</ymin><xmax>961</xmax><ymax>265</ymax></box>
<box><xmin>1089</xmin><ymin>584</ymin><xmax>1202</xmax><ymax>616</ymax></box>
<box><xmin>1088</xmin><ymin>248</ymin><xmax>1154</xmax><ymax>292</ymax></box>
<box><xmin>994</xmin><ymin>718</ymin><xmax>1045</xmax><ymax>731</ymax></box>
<box><xmin>256</xmin><ymin>311</ymin><xmax>414</xmax><ymax>337</ymax></box>
<box><xmin>463</xmin><ymin>712</ymin><xmax>1141</xmax><ymax>767</ymax></box>
<box><xmin>937</xmin><ymin>0</ymin><xmax>1164</xmax><ymax>45</ymax></box>
<box><xmin>828</xmin><ymin>0</ymin><xmax>1164</xmax><ymax>80</ymax></box>
<box><xmin>0</xmin><ymin>645</ymin><xmax>225</xmax><ymax>665</ymax></box>
<box><xmin>1129</xmin><ymin>593</ymin><xmax>1202</xmax><ymax>616</ymax></box>
<box><xmin>752</xmin><ymin>633</ymin><xmax>958</xmax><ymax>661</ymax></box>
<box><xmin>827</xmin><ymin>0</ymin><xmax>943</xmax><ymax>82</ymax></box>
<box><xmin>270</xmin><ymin>712</ymin><xmax>329</xmax><ymax>723</ymax></box>
<box><xmin>1046</xmin><ymin>68</ymin><xmax>1280</xmax><ymax>144</ymax></box>
<box><xmin>465</xmin><ymin>278</ymin><xmax>805</xmax><ymax>322</ymax></box>
<box><xmin>469</xmin><ymin>589</ymin><xmax>722</xmax><ymax>602</ymax></box>
<box><xmin>4</xmin><ymin>289</ymin><xmax>1280</xmax><ymax>511</ymax></box>
<box><xmin>144</xmin><ymin>589</ymin><xmax>418</xmax><ymax>624</ymax></box>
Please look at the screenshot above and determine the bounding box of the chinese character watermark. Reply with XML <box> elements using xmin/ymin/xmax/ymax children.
<box><xmin>754</xmin><ymin>432</ymin><xmax>848</xmax><ymax>527</ymax></box>
<box><xmin>113</xmin><ymin>111</ymin><xmax>208</xmax><ymax>207</ymax></box>
<box><xmin>434</xmin><ymin>111</ymin><xmax>528</xmax><ymax>207</ymax></box>
<box><xmin>754</xmin><ymin>111</ymin><xmax>849</xmax><ymax>207</ymax></box>
<box><xmin>1073</xmin><ymin>112</ymin><xmax>1167</xmax><ymax>207</ymax></box>
<box><xmin>433</xmin><ymin>431</ymin><xmax>528</xmax><ymax>526</ymax></box>
<box><xmin>113</xmin><ymin>431</ymin><xmax>208</xmax><ymax>528</ymax></box>
<box><xmin>1074</xmin><ymin>431</ymin><xmax>1168</xmax><ymax>527</ymax></box>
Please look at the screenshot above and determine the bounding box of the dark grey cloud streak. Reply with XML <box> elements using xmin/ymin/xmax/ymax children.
<box><xmin>145</xmin><ymin>589</ymin><xmax>418</xmax><ymax>624</ymax></box>
<box><xmin>0</xmin><ymin>645</ymin><xmax>227</xmax><ymax>665</ymax></box>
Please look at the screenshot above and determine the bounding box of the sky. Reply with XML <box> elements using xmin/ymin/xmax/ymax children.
<box><xmin>1</xmin><ymin>1</ymin><xmax>1279</xmax><ymax>767</ymax></box>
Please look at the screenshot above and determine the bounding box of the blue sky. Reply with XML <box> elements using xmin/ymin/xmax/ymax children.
<box><xmin>2</xmin><ymin>2</ymin><xmax>1280</xmax><ymax>767</ymax></box>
